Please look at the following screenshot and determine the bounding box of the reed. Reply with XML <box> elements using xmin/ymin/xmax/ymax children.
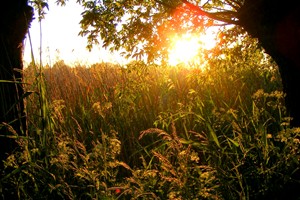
<box><xmin>1</xmin><ymin>30</ymin><xmax>299</xmax><ymax>199</ymax></box>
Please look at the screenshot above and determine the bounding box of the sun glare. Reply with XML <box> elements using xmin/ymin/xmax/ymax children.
<box><xmin>168</xmin><ymin>31</ymin><xmax>217</xmax><ymax>66</ymax></box>
<box><xmin>168</xmin><ymin>35</ymin><xmax>199</xmax><ymax>66</ymax></box>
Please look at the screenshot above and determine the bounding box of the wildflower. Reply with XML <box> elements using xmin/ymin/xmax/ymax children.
<box><xmin>190</xmin><ymin>151</ymin><xmax>200</xmax><ymax>163</ymax></box>
<box><xmin>115</xmin><ymin>188</ymin><xmax>121</xmax><ymax>194</ymax></box>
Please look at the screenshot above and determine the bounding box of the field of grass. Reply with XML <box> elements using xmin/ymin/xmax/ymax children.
<box><xmin>2</xmin><ymin>32</ymin><xmax>300</xmax><ymax>199</ymax></box>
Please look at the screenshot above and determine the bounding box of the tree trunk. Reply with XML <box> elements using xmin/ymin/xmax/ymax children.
<box><xmin>0</xmin><ymin>1</ymin><xmax>33</xmax><ymax>170</ymax></box>
<box><xmin>239</xmin><ymin>0</ymin><xmax>300</xmax><ymax>127</ymax></box>
<box><xmin>238</xmin><ymin>1</ymin><xmax>300</xmax><ymax>198</ymax></box>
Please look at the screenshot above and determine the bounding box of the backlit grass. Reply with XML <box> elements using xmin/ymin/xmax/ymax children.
<box><xmin>2</xmin><ymin>30</ymin><xmax>300</xmax><ymax>199</ymax></box>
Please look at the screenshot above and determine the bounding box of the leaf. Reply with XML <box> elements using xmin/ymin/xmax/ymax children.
<box><xmin>0</xmin><ymin>80</ymin><xmax>23</xmax><ymax>83</ymax></box>
<box><xmin>227</xmin><ymin>137</ymin><xmax>239</xmax><ymax>147</ymax></box>
<box><xmin>179</xmin><ymin>138</ymin><xmax>193</xmax><ymax>144</ymax></box>
<box><xmin>206</xmin><ymin>122</ymin><xmax>220</xmax><ymax>148</ymax></box>
<box><xmin>22</xmin><ymin>91</ymin><xmax>35</xmax><ymax>99</ymax></box>
<box><xmin>41</xmin><ymin>2</ymin><xmax>49</xmax><ymax>10</ymax></box>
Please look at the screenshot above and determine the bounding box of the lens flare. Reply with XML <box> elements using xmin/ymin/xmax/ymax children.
<box><xmin>168</xmin><ymin>32</ymin><xmax>217</xmax><ymax>66</ymax></box>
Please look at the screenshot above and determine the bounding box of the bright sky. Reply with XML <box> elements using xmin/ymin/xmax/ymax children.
<box><xmin>23</xmin><ymin>1</ymin><xmax>218</xmax><ymax>67</ymax></box>
<box><xmin>23</xmin><ymin>1</ymin><xmax>126</xmax><ymax>66</ymax></box>
<box><xmin>168</xmin><ymin>31</ymin><xmax>217</xmax><ymax>66</ymax></box>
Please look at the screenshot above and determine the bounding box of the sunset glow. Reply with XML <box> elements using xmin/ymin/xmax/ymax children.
<box><xmin>168</xmin><ymin>34</ymin><xmax>200</xmax><ymax>66</ymax></box>
<box><xmin>168</xmin><ymin>31</ymin><xmax>217</xmax><ymax>66</ymax></box>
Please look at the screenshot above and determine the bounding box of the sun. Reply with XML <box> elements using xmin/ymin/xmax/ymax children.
<box><xmin>168</xmin><ymin>34</ymin><xmax>200</xmax><ymax>66</ymax></box>
<box><xmin>168</xmin><ymin>31</ymin><xmax>217</xmax><ymax>66</ymax></box>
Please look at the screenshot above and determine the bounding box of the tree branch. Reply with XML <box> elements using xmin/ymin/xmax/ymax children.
<box><xmin>181</xmin><ymin>0</ymin><xmax>240</xmax><ymax>25</ymax></box>
<box><xmin>152</xmin><ymin>0</ymin><xmax>177</xmax><ymax>9</ymax></box>
<box><xmin>230</xmin><ymin>0</ymin><xmax>244</xmax><ymax>8</ymax></box>
<box><xmin>152</xmin><ymin>0</ymin><xmax>240</xmax><ymax>25</ymax></box>
<box><xmin>224</xmin><ymin>0</ymin><xmax>240</xmax><ymax>11</ymax></box>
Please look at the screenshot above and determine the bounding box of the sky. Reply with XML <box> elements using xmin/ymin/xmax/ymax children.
<box><xmin>23</xmin><ymin>1</ymin><xmax>218</xmax><ymax>67</ymax></box>
<box><xmin>23</xmin><ymin>1</ymin><xmax>126</xmax><ymax>66</ymax></box>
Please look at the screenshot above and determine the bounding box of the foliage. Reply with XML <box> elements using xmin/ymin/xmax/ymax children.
<box><xmin>29</xmin><ymin>0</ymin><xmax>49</xmax><ymax>20</ymax></box>
<box><xmin>123</xmin><ymin>124</ymin><xmax>221</xmax><ymax>199</ymax></box>
<box><xmin>1</xmin><ymin>130</ymin><xmax>123</xmax><ymax>199</ymax></box>
<box><xmin>52</xmin><ymin>0</ymin><xmax>242</xmax><ymax>61</ymax></box>
<box><xmin>2</xmin><ymin>25</ymin><xmax>300</xmax><ymax>199</ymax></box>
<box><xmin>1</xmin><ymin>63</ymin><xmax>123</xmax><ymax>199</ymax></box>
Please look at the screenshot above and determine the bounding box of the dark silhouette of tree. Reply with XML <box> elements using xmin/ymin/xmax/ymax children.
<box><xmin>197</xmin><ymin>0</ymin><xmax>300</xmax><ymax>128</ymax></box>
<box><xmin>0</xmin><ymin>1</ymin><xmax>33</xmax><ymax>171</ymax></box>
<box><xmin>236</xmin><ymin>1</ymin><xmax>300</xmax><ymax>128</ymax></box>
<box><xmin>67</xmin><ymin>0</ymin><xmax>300</xmax><ymax>127</ymax></box>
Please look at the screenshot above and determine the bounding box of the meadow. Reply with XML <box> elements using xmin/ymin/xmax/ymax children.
<box><xmin>2</xmin><ymin>32</ymin><xmax>300</xmax><ymax>199</ymax></box>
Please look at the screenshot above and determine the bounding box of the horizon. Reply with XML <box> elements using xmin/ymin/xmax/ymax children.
<box><xmin>23</xmin><ymin>1</ymin><xmax>218</xmax><ymax>68</ymax></box>
<box><xmin>23</xmin><ymin>1</ymin><xmax>128</xmax><ymax>67</ymax></box>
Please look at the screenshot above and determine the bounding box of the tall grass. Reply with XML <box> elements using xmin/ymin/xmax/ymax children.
<box><xmin>1</xmin><ymin>29</ymin><xmax>300</xmax><ymax>199</ymax></box>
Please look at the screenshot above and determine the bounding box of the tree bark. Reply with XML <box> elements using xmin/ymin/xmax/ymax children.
<box><xmin>0</xmin><ymin>1</ymin><xmax>33</xmax><ymax>170</ymax></box>
<box><xmin>238</xmin><ymin>0</ymin><xmax>300</xmax><ymax>127</ymax></box>
<box><xmin>237</xmin><ymin>1</ymin><xmax>300</xmax><ymax>198</ymax></box>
